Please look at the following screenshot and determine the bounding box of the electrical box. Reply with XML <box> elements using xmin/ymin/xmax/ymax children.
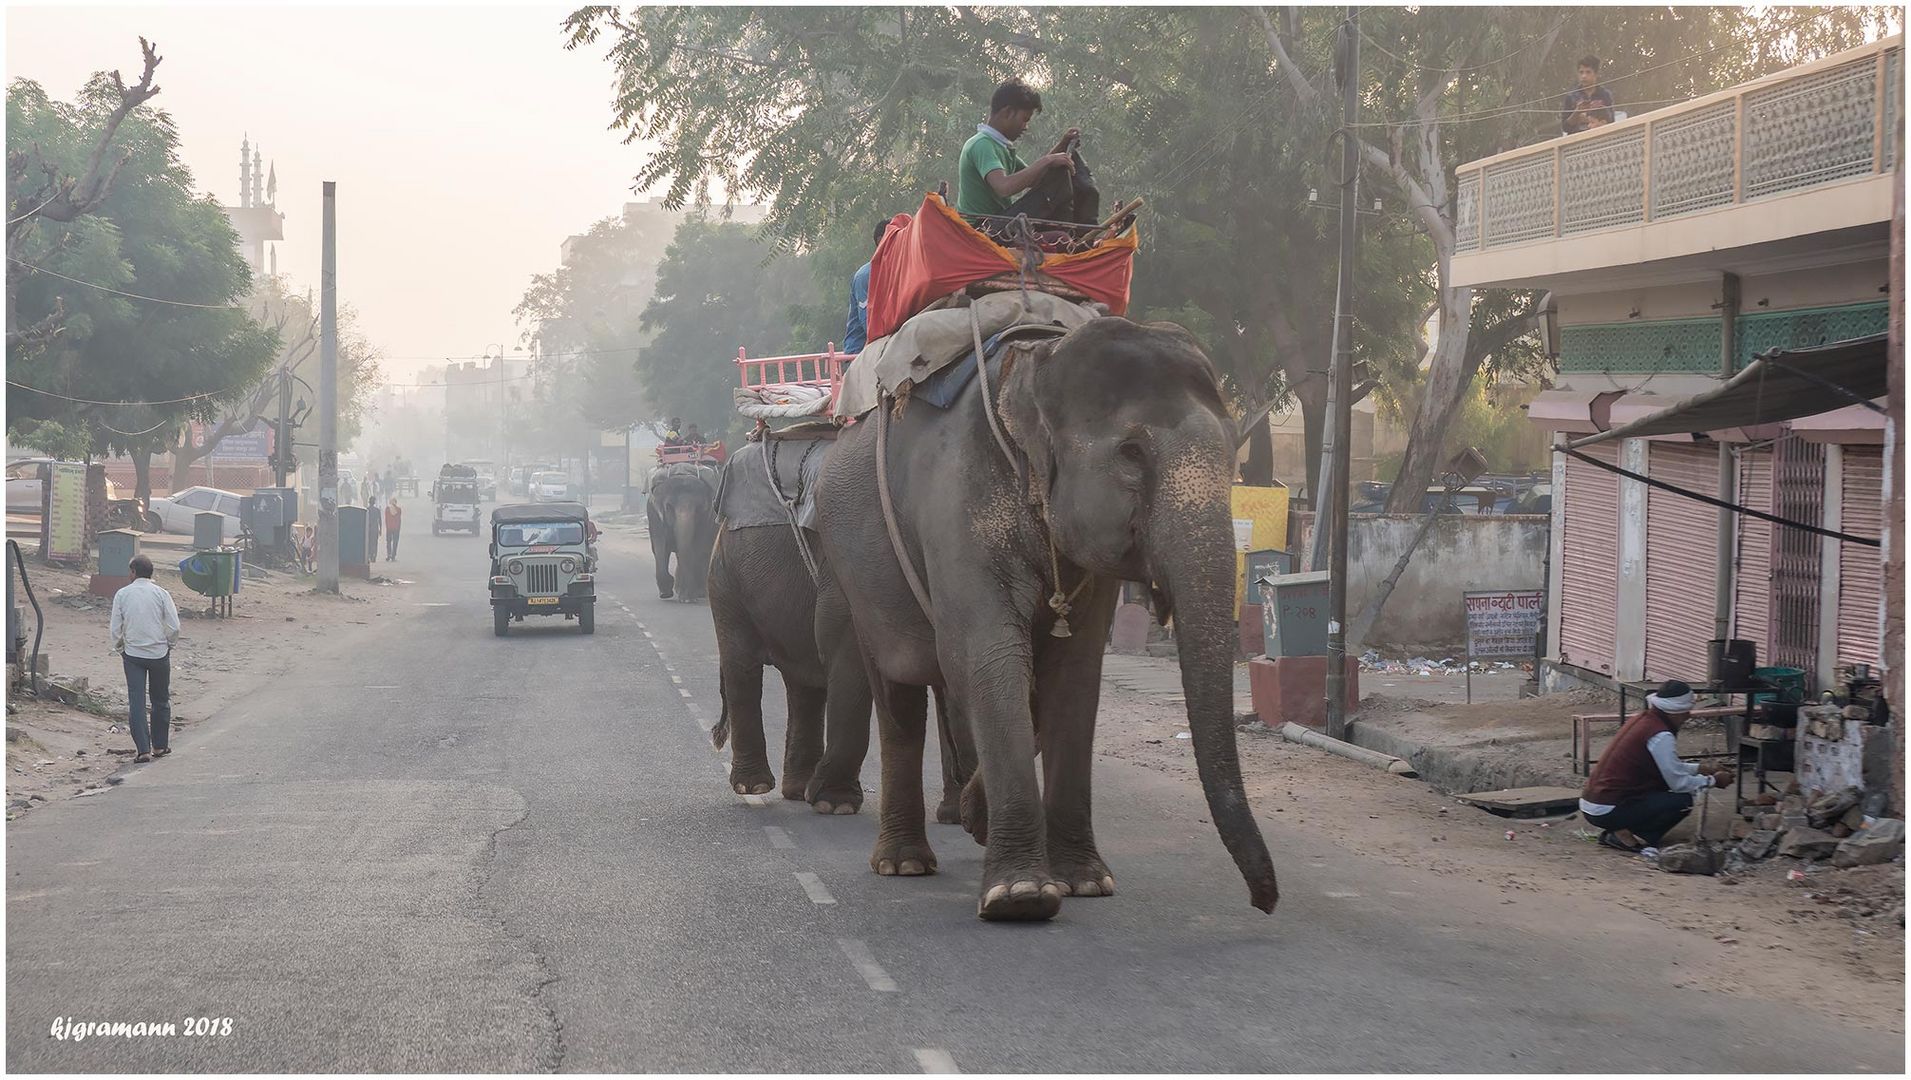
<box><xmin>1243</xmin><ymin>549</ymin><xmax>1294</xmax><ymax>597</ymax></box>
<box><xmin>97</xmin><ymin>529</ymin><xmax>140</xmax><ymax>578</ymax></box>
<box><xmin>192</xmin><ymin>511</ymin><xmax>227</xmax><ymax>550</ymax></box>
<box><xmin>337</xmin><ymin>505</ymin><xmax>369</xmax><ymax>566</ymax></box>
<box><xmin>1258</xmin><ymin>571</ymin><xmax>1331</xmax><ymax>659</ymax></box>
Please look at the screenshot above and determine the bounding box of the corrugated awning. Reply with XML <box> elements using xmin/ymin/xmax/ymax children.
<box><xmin>1567</xmin><ymin>333</ymin><xmax>1889</xmax><ymax>449</ymax></box>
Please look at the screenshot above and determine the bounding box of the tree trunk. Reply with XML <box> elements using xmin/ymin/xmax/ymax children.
<box><xmin>131</xmin><ymin>449</ymin><xmax>152</xmax><ymax>508</ymax></box>
<box><xmin>1241</xmin><ymin>418</ymin><xmax>1274</xmax><ymax>487</ymax></box>
<box><xmin>1384</xmin><ymin>283</ymin><xmax>1476</xmax><ymax>512</ymax></box>
<box><xmin>1296</xmin><ymin>378</ymin><xmax>1327</xmax><ymax>504</ymax></box>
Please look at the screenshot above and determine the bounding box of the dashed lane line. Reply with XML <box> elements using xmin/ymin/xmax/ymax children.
<box><xmin>765</xmin><ymin>826</ymin><xmax>795</xmax><ymax>851</ymax></box>
<box><xmin>794</xmin><ymin>871</ymin><xmax>836</xmax><ymax>905</ymax></box>
<box><xmin>837</xmin><ymin>938</ymin><xmax>899</xmax><ymax>992</ymax></box>
<box><xmin>914</xmin><ymin>1049</ymin><xmax>959</xmax><ymax>1073</ymax></box>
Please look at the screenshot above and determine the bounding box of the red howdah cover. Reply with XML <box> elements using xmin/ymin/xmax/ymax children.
<box><xmin>865</xmin><ymin>193</ymin><xmax>1136</xmax><ymax>342</ymax></box>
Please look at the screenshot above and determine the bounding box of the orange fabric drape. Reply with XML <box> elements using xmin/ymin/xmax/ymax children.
<box><xmin>866</xmin><ymin>194</ymin><xmax>1135</xmax><ymax>341</ymax></box>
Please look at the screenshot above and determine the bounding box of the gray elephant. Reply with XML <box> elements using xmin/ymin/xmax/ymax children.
<box><xmin>646</xmin><ymin>461</ymin><xmax>719</xmax><ymax>601</ymax></box>
<box><xmin>815</xmin><ymin>316</ymin><xmax>1278</xmax><ymax>921</ymax></box>
<box><xmin>709</xmin><ymin>434</ymin><xmax>971</xmax><ymax>821</ymax></box>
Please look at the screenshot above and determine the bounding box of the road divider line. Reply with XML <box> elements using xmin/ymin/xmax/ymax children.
<box><xmin>795</xmin><ymin>871</ymin><xmax>836</xmax><ymax>904</ymax></box>
<box><xmin>837</xmin><ymin>938</ymin><xmax>899</xmax><ymax>992</ymax></box>
<box><xmin>765</xmin><ymin>826</ymin><xmax>795</xmax><ymax>851</ymax></box>
<box><xmin>913</xmin><ymin>1049</ymin><xmax>959</xmax><ymax>1073</ymax></box>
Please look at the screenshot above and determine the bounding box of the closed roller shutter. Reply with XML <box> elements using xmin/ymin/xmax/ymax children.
<box><xmin>1837</xmin><ymin>447</ymin><xmax>1884</xmax><ymax>667</ymax></box>
<box><xmin>1559</xmin><ymin>442</ymin><xmax>1620</xmax><ymax>675</ymax></box>
<box><xmin>1644</xmin><ymin>443</ymin><xmax>1721</xmax><ymax>681</ymax></box>
<box><xmin>1733</xmin><ymin>447</ymin><xmax>1774</xmax><ymax>659</ymax></box>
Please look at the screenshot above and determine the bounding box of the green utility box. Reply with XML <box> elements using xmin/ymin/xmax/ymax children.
<box><xmin>1258</xmin><ymin>571</ymin><xmax>1331</xmax><ymax>659</ymax></box>
<box><xmin>337</xmin><ymin>505</ymin><xmax>369</xmax><ymax>568</ymax></box>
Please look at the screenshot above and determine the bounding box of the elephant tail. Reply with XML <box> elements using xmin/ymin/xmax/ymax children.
<box><xmin>711</xmin><ymin>682</ymin><xmax>732</xmax><ymax>749</ymax></box>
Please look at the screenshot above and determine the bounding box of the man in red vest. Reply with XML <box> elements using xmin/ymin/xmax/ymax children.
<box><xmin>1579</xmin><ymin>680</ymin><xmax>1734</xmax><ymax>855</ymax></box>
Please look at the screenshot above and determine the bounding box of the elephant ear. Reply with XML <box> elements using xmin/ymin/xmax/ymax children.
<box><xmin>996</xmin><ymin>337</ymin><xmax>1057</xmax><ymax>506</ymax></box>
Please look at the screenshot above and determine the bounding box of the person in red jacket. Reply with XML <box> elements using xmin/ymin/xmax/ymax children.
<box><xmin>384</xmin><ymin>497</ymin><xmax>403</xmax><ymax>560</ymax></box>
<box><xmin>1579</xmin><ymin>680</ymin><xmax>1734</xmax><ymax>855</ymax></box>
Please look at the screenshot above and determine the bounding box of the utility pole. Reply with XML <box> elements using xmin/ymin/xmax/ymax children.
<box><xmin>1323</xmin><ymin>7</ymin><xmax>1360</xmax><ymax>741</ymax></box>
<box><xmin>317</xmin><ymin>181</ymin><xmax>340</xmax><ymax>593</ymax></box>
<box><xmin>273</xmin><ymin>369</ymin><xmax>292</xmax><ymax>488</ymax></box>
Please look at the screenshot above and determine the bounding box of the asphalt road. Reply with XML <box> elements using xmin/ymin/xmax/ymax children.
<box><xmin>7</xmin><ymin>516</ymin><xmax>1902</xmax><ymax>1072</ymax></box>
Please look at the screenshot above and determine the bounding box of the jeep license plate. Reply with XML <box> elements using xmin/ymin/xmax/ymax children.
<box><xmin>527</xmin><ymin>596</ymin><xmax>559</xmax><ymax>605</ymax></box>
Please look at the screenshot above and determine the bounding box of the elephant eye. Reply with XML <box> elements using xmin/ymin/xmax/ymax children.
<box><xmin>1117</xmin><ymin>440</ymin><xmax>1146</xmax><ymax>466</ymax></box>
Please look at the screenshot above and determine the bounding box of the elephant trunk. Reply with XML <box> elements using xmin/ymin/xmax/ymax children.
<box><xmin>1148</xmin><ymin>478</ymin><xmax>1279</xmax><ymax>914</ymax></box>
<box><xmin>672</xmin><ymin>500</ymin><xmax>709</xmax><ymax>597</ymax></box>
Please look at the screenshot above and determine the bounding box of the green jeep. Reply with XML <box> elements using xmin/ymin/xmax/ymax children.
<box><xmin>489</xmin><ymin>502</ymin><xmax>597</xmax><ymax>636</ymax></box>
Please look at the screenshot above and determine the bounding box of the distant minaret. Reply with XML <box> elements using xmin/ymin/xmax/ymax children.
<box><xmin>268</xmin><ymin>243</ymin><xmax>277</xmax><ymax>277</ymax></box>
<box><xmin>239</xmin><ymin>135</ymin><xmax>252</xmax><ymax>208</ymax></box>
<box><xmin>252</xmin><ymin>147</ymin><xmax>264</xmax><ymax>206</ymax></box>
<box><xmin>265</xmin><ymin>163</ymin><xmax>277</xmax><ymax>208</ymax></box>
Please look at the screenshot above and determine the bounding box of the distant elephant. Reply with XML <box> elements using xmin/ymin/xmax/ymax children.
<box><xmin>647</xmin><ymin>461</ymin><xmax>720</xmax><ymax>601</ymax></box>
<box><xmin>815</xmin><ymin>316</ymin><xmax>1279</xmax><ymax>921</ymax></box>
<box><xmin>708</xmin><ymin>436</ymin><xmax>971</xmax><ymax>821</ymax></box>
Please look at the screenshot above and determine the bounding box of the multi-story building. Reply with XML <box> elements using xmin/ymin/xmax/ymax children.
<box><xmin>1451</xmin><ymin>36</ymin><xmax>1901</xmax><ymax>693</ymax></box>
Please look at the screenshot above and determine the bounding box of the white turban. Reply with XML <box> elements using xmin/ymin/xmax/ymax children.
<box><xmin>1648</xmin><ymin>690</ymin><xmax>1695</xmax><ymax>713</ymax></box>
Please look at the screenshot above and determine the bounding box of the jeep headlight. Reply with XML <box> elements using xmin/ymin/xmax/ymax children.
<box><xmin>507</xmin><ymin>559</ymin><xmax>523</xmax><ymax>575</ymax></box>
<box><xmin>559</xmin><ymin>558</ymin><xmax>575</xmax><ymax>574</ymax></box>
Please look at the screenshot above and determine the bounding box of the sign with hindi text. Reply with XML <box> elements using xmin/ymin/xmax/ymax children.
<box><xmin>1464</xmin><ymin>589</ymin><xmax>1544</xmax><ymax>659</ymax></box>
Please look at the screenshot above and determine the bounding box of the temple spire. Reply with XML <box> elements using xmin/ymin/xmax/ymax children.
<box><xmin>252</xmin><ymin>147</ymin><xmax>264</xmax><ymax>206</ymax></box>
<box><xmin>239</xmin><ymin>134</ymin><xmax>252</xmax><ymax>208</ymax></box>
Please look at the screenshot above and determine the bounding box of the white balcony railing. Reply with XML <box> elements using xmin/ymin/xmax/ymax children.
<box><xmin>1454</xmin><ymin>37</ymin><xmax>1901</xmax><ymax>255</ymax></box>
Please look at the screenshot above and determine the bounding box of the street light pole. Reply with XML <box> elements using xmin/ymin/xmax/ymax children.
<box><xmin>1323</xmin><ymin>8</ymin><xmax>1360</xmax><ymax>741</ymax></box>
<box><xmin>317</xmin><ymin>181</ymin><xmax>340</xmax><ymax>593</ymax></box>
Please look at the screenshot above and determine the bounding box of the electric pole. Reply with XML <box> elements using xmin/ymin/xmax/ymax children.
<box><xmin>1324</xmin><ymin>8</ymin><xmax>1360</xmax><ymax>741</ymax></box>
<box><xmin>273</xmin><ymin>369</ymin><xmax>292</xmax><ymax>488</ymax></box>
<box><xmin>317</xmin><ymin>181</ymin><xmax>340</xmax><ymax>592</ymax></box>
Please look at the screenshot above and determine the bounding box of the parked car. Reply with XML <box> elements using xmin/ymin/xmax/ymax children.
<box><xmin>5</xmin><ymin>457</ymin><xmax>50</xmax><ymax>512</ymax></box>
<box><xmin>529</xmin><ymin>471</ymin><xmax>570</xmax><ymax>502</ymax></box>
<box><xmin>513</xmin><ymin>462</ymin><xmax>555</xmax><ymax>496</ymax></box>
<box><xmin>146</xmin><ymin>486</ymin><xmax>245</xmax><ymax>538</ymax></box>
<box><xmin>463</xmin><ymin>459</ymin><xmax>499</xmax><ymax>500</ymax></box>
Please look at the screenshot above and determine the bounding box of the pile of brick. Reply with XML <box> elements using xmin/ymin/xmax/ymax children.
<box><xmin>1730</xmin><ymin>783</ymin><xmax>1904</xmax><ymax>869</ymax></box>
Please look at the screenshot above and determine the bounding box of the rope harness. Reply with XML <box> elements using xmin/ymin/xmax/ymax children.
<box><xmin>763</xmin><ymin>435</ymin><xmax>825</xmax><ymax>584</ymax></box>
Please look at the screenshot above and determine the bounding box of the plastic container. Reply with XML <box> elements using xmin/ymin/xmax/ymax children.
<box><xmin>1752</xmin><ymin>666</ymin><xmax>1806</xmax><ymax>705</ymax></box>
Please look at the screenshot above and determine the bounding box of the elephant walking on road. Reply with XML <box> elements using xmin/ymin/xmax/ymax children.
<box><xmin>646</xmin><ymin>462</ymin><xmax>720</xmax><ymax>601</ymax></box>
<box><xmin>815</xmin><ymin>316</ymin><xmax>1279</xmax><ymax>921</ymax></box>
<box><xmin>709</xmin><ymin>436</ymin><xmax>971</xmax><ymax>819</ymax></box>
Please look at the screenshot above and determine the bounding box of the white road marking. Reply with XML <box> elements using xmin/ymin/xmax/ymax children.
<box><xmin>795</xmin><ymin>871</ymin><xmax>836</xmax><ymax>904</ymax></box>
<box><xmin>837</xmin><ymin>938</ymin><xmax>899</xmax><ymax>992</ymax></box>
<box><xmin>914</xmin><ymin>1049</ymin><xmax>959</xmax><ymax>1073</ymax></box>
<box><xmin>765</xmin><ymin>826</ymin><xmax>795</xmax><ymax>850</ymax></box>
<box><xmin>364</xmin><ymin>685</ymin><xmax>400</xmax><ymax>690</ymax></box>
<box><xmin>670</xmin><ymin>674</ymin><xmax>684</xmax><ymax>684</ymax></box>
<box><xmin>415</xmin><ymin>602</ymin><xmax>450</xmax><ymax>607</ymax></box>
<box><xmin>743</xmin><ymin>793</ymin><xmax>767</xmax><ymax>806</ymax></box>
<box><xmin>678</xmin><ymin>689</ymin><xmax>695</xmax><ymax>699</ymax></box>
<box><xmin>1324</xmin><ymin>890</ymin><xmax>1361</xmax><ymax>899</ymax></box>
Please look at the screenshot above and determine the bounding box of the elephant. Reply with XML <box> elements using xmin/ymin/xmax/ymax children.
<box><xmin>708</xmin><ymin>436</ymin><xmax>971</xmax><ymax>822</ymax></box>
<box><xmin>814</xmin><ymin>315</ymin><xmax>1279</xmax><ymax>921</ymax></box>
<box><xmin>646</xmin><ymin>461</ymin><xmax>719</xmax><ymax>601</ymax></box>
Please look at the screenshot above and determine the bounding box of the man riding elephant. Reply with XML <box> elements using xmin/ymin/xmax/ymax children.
<box><xmin>646</xmin><ymin>460</ymin><xmax>719</xmax><ymax>601</ymax></box>
<box><xmin>815</xmin><ymin>315</ymin><xmax>1279</xmax><ymax>921</ymax></box>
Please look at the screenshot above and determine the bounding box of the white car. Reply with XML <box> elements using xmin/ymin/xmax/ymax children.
<box><xmin>5</xmin><ymin>458</ymin><xmax>50</xmax><ymax>512</ymax></box>
<box><xmin>146</xmin><ymin>486</ymin><xmax>245</xmax><ymax>538</ymax></box>
<box><xmin>529</xmin><ymin>471</ymin><xmax>570</xmax><ymax>502</ymax></box>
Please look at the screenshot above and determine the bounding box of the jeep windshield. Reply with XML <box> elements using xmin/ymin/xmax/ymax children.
<box><xmin>497</xmin><ymin>522</ymin><xmax>585</xmax><ymax>547</ymax></box>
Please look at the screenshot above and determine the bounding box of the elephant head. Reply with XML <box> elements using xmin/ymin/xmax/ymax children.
<box><xmin>999</xmin><ymin>317</ymin><xmax>1278</xmax><ymax>913</ymax></box>
<box><xmin>648</xmin><ymin>464</ymin><xmax>719</xmax><ymax>600</ymax></box>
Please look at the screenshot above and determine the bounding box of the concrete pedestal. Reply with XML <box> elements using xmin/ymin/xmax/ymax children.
<box><xmin>1238</xmin><ymin>603</ymin><xmax>1264</xmax><ymax>659</ymax></box>
<box><xmin>1249</xmin><ymin>654</ymin><xmax>1360</xmax><ymax>731</ymax></box>
<box><xmin>87</xmin><ymin>573</ymin><xmax>132</xmax><ymax>598</ymax></box>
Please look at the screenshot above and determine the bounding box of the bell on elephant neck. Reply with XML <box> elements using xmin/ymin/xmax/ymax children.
<box><xmin>1048</xmin><ymin>592</ymin><xmax>1073</xmax><ymax>638</ymax></box>
<box><xmin>1050</xmin><ymin>615</ymin><xmax>1073</xmax><ymax>639</ymax></box>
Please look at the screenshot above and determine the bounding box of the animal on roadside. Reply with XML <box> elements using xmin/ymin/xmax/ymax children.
<box><xmin>815</xmin><ymin>315</ymin><xmax>1279</xmax><ymax>921</ymax></box>
<box><xmin>707</xmin><ymin>434</ymin><xmax>972</xmax><ymax>821</ymax></box>
<box><xmin>646</xmin><ymin>461</ymin><xmax>720</xmax><ymax>601</ymax></box>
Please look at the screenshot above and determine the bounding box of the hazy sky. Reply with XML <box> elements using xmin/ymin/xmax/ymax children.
<box><xmin>6</xmin><ymin>4</ymin><xmax>661</xmax><ymax>379</ymax></box>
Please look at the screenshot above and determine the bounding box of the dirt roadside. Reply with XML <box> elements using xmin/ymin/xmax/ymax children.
<box><xmin>6</xmin><ymin>554</ymin><xmax>405</xmax><ymax>814</ymax></box>
<box><xmin>1096</xmin><ymin>679</ymin><xmax>1905</xmax><ymax>1034</ymax></box>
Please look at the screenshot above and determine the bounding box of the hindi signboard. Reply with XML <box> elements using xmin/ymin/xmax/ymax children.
<box><xmin>44</xmin><ymin>462</ymin><xmax>88</xmax><ymax>562</ymax></box>
<box><xmin>1463</xmin><ymin>588</ymin><xmax>1543</xmax><ymax>703</ymax></box>
<box><xmin>210</xmin><ymin>422</ymin><xmax>272</xmax><ymax>462</ymax></box>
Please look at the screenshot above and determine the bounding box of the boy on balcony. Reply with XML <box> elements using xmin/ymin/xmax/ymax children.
<box><xmin>1561</xmin><ymin>55</ymin><xmax>1616</xmax><ymax>135</ymax></box>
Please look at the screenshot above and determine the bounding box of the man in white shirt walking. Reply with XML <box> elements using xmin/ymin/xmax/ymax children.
<box><xmin>109</xmin><ymin>555</ymin><xmax>180</xmax><ymax>763</ymax></box>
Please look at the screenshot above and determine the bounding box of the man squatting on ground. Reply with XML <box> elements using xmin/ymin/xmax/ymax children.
<box><xmin>108</xmin><ymin>555</ymin><xmax>181</xmax><ymax>764</ymax></box>
<box><xmin>1579</xmin><ymin>679</ymin><xmax>1735</xmax><ymax>855</ymax></box>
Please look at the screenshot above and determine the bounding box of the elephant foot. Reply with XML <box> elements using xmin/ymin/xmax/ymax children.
<box><xmin>658</xmin><ymin>588</ymin><xmax>674</xmax><ymax>600</ymax></box>
<box><xmin>729</xmin><ymin>764</ymin><xmax>775</xmax><ymax>797</ymax></box>
<box><xmin>978</xmin><ymin>879</ymin><xmax>1064</xmax><ymax>922</ymax></box>
<box><xmin>1051</xmin><ymin>857</ymin><xmax>1116</xmax><ymax>898</ymax></box>
<box><xmin>934</xmin><ymin>796</ymin><xmax>962</xmax><ymax>826</ymax></box>
<box><xmin>870</xmin><ymin>835</ymin><xmax>936</xmax><ymax>876</ymax></box>
<box><xmin>807</xmin><ymin>778</ymin><xmax>863</xmax><ymax>816</ymax></box>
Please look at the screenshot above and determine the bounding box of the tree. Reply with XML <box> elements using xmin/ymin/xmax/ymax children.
<box><xmin>7</xmin><ymin>68</ymin><xmax>278</xmax><ymax>495</ymax></box>
<box><xmin>1256</xmin><ymin>5</ymin><xmax>1899</xmax><ymax>510</ymax></box>
<box><xmin>636</xmin><ymin>218</ymin><xmax>815</xmax><ymax>442</ymax></box>
<box><xmin>565</xmin><ymin>5</ymin><xmax>1432</xmax><ymax>487</ymax></box>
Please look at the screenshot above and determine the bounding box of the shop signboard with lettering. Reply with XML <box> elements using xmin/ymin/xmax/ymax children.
<box><xmin>44</xmin><ymin>462</ymin><xmax>88</xmax><ymax>561</ymax></box>
<box><xmin>1462</xmin><ymin>588</ymin><xmax>1544</xmax><ymax>702</ymax></box>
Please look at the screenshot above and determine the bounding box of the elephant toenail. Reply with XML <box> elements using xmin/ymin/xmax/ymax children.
<box><xmin>814</xmin><ymin>801</ymin><xmax>833</xmax><ymax>814</ymax></box>
<box><xmin>878</xmin><ymin>860</ymin><xmax>896</xmax><ymax>875</ymax></box>
<box><xmin>900</xmin><ymin>859</ymin><xmax>925</xmax><ymax>875</ymax></box>
<box><xmin>832</xmin><ymin>803</ymin><xmax>856</xmax><ymax>815</ymax></box>
<box><xmin>1009</xmin><ymin>880</ymin><xmax>1039</xmax><ymax>900</ymax></box>
<box><xmin>984</xmin><ymin>884</ymin><xmax>1009</xmax><ymax>906</ymax></box>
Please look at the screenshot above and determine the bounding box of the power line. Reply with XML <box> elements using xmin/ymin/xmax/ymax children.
<box><xmin>7</xmin><ymin>257</ymin><xmax>244</xmax><ymax>310</ymax></box>
<box><xmin>5</xmin><ymin>378</ymin><xmax>250</xmax><ymax>408</ymax></box>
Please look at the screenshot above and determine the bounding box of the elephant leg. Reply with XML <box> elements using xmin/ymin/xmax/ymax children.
<box><xmin>944</xmin><ymin>631</ymin><xmax>1061</xmax><ymax>921</ymax></box>
<box><xmin>652</xmin><ymin>535</ymin><xmax>675</xmax><ymax>599</ymax></box>
<box><xmin>807</xmin><ymin>578</ymin><xmax>870</xmax><ymax>815</ymax></box>
<box><xmin>721</xmin><ymin>652</ymin><xmax>774</xmax><ymax>796</ymax></box>
<box><xmin>931</xmin><ymin>687</ymin><xmax>972</xmax><ymax>826</ymax></box>
<box><xmin>1036</xmin><ymin>579</ymin><xmax>1120</xmax><ymax>898</ymax></box>
<box><xmin>780</xmin><ymin>680</ymin><xmax>826</xmax><ymax>802</ymax></box>
<box><xmin>868</xmin><ymin>668</ymin><xmax>935</xmax><ymax>877</ymax></box>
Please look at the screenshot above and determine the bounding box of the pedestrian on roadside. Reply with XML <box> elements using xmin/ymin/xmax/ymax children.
<box><xmin>1579</xmin><ymin>679</ymin><xmax>1733</xmax><ymax>856</ymax></box>
<box><xmin>109</xmin><ymin>555</ymin><xmax>180</xmax><ymax>764</ymax></box>
<box><xmin>385</xmin><ymin>496</ymin><xmax>403</xmax><ymax>560</ymax></box>
<box><xmin>367</xmin><ymin>497</ymin><xmax>382</xmax><ymax>563</ymax></box>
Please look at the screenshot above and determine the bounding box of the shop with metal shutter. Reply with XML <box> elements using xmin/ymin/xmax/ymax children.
<box><xmin>1732</xmin><ymin>446</ymin><xmax>1775</xmax><ymax>657</ymax></box>
<box><xmin>1836</xmin><ymin>447</ymin><xmax>1884</xmax><ymax>667</ymax></box>
<box><xmin>1643</xmin><ymin>443</ymin><xmax>1721</xmax><ymax>681</ymax></box>
<box><xmin>1558</xmin><ymin>442</ymin><xmax>1621</xmax><ymax>675</ymax></box>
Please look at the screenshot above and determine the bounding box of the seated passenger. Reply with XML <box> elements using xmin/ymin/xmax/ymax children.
<box><xmin>956</xmin><ymin>78</ymin><xmax>1097</xmax><ymax>228</ymax></box>
<box><xmin>842</xmin><ymin>219</ymin><xmax>892</xmax><ymax>356</ymax></box>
